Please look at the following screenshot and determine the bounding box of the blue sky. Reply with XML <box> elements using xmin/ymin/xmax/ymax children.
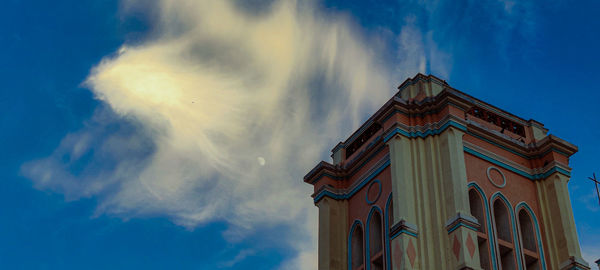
<box><xmin>1</xmin><ymin>0</ymin><xmax>599</xmax><ymax>269</ymax></box>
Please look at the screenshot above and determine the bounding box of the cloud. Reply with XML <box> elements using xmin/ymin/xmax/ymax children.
<box><xmin>218</xmin><ymin>248</ymin><xmax>257</xmax><ymax>268</ymax></box>
<box><xmin>22</xmin><ymin>0</ymin><xmax>448</xmax><ymax>268</ymax></box>
<box><xmin>581</xmin><ymin>244</ymin><xmax>600</xmax><ymax>270</ymax></box>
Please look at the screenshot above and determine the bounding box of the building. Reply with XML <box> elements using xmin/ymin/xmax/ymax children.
<box><xmin>304</xmin><ymin>74</ymin><xmax>590</xmax><ymax>270</ymax></box>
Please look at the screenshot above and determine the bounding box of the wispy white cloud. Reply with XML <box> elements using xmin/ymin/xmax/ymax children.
<box><xmin>218</xmin><ymin>248</ymin><xmax>257</xmax><ymax>268</ymax></box>
<box><xmin>22</xmin><ymin>0</ymin><xmax>449</xmax><ymax>268</ymax></box>
<box><xmin>581</xmin><ymin>244</ymin><xmax>600</xmax><ymax>270</ymax></box>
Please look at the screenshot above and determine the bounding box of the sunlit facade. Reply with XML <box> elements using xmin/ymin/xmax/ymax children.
<box><xmin>304</xmin><ymin>74</ymin><xmax>590</xmax><ymax>270</ymax></box>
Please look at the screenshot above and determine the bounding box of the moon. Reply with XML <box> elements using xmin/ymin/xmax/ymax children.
<box><xmin>257</xmin><ymin>157</ymin><xmax>266</xmax><ymax>166</ymax></box>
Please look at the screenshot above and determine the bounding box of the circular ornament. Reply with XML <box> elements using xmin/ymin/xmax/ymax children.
<box><xmin>366</xmin><ymin>180</ymin><xmax>382</xmax><ymax>205</ymax></box>
<box><xmin>487</xmin><ymin>166</ymin><xmax>507</xmax><ymax>188</ymax></box>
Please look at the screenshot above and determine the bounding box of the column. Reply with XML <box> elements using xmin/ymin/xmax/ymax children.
<box><xmin>537</xmin><ymin>173</ymin><xmax>590</xmax><ymax>270</ymax></box>
<box><xmin>439</xmin><ymin>127</ymin><xmax>482</xmax><ymax>270</ymax></box>
<box><xmin>388</xmin><ymin>134</ymin><xmax>420</xmax><ymax>270</ymax></box>
<box><xmin>317</xmin><ymin>197</ymin><xmax>348</xmax><ymax>270</ymax></box>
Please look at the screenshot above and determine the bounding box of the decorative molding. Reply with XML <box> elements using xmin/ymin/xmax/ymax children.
<box><xmin>365</xmin><ymin>180</ymin><xmax>382</xmax><ymax>205</ymax></box>
<box><xmin>347</xmin><ymin>144</ymin><xmax>386</xmax><ymax>176</ymax></box>
<box><xmin>487</xmin><ymin>166</ymin><xmax>507</xmax><ymax>188</ymax></box>
<box><xmin>559</xmin><ymin>256</ymin><xmax>591</xmax><ymax>270</ymax></box>
<box><xmin>390</xmin><ymin>219</ymin><xmax>419</xmax><ymax>239</ymax></box>
<box><xmin>313</xmin><ymin>156</ymin><xmax>390</xmax><ymax>203</ymax></box>
<box><xmin>306</xmin><ymin>89</ymin><xmax>577</xmax><ymax>186</ymax></box>
<box><xmin>396</xmin><ymin>73</ymin><xmax>448</xmax><ymax>91</ymax></box>
<box><xmin>445</xmin><ymin>212</ymin><xmax>480</xmax><ymax>234</ymax></box>
<box><xmin>307</xmin><ymin>141</ymin><xmax>386</xmax><ymax>185</ymax></box>
<box><xmin>464</xmin><ymin>144</ymin><xmax>572</xmax><ymax>181</ymax></box>
<box><xmin>383</xmin><ymin>116</ymin><xmax>467</xmax><ymax>143</ymax></box>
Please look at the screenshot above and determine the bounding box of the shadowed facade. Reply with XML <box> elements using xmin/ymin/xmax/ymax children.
<box><xmin>304</xmin><ymin>74</ymin><xmax>590</xmax><ymax>270</ymax></box>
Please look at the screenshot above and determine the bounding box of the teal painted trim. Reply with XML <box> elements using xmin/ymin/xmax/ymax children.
<box><xmin>463</xmin><ymin>146</ymin><xmax>571</xmax><ymax>180</ymax></box>
<box><xmin>465</xmin><ymin>146</ymin><xmax>531</xmax><ymax>179</ymax></box>
<box><xmin>381</xmin><ymin>100</ymin><xmax>467</xmax><ymax>124</ymax></box>
<box><xmin>313</xmin><ymin>159</ymin><xmax>390</xmax><ymax>203</ymax></box>
<box><xmin>490</xmin><ymin>192</ymin><xmax>523</xmax><ymax>270</ymax></box>
<box><xmin>311</xmin><ymin>144</ymin><xmax>385</xmax><ymax>186</ymax></box>
<box><xmin>541</xmin><ymin>167</ymin><xmax>571</xmax><ymax>178</ymax></box>
<box><xmin>467</xmin><ymin>131</ymin><xmax>530</xmax><ymax>159</ymax></box>
<box><xmin>348</xmin><ymin>144</ymin><xmax>385</xmax><ymax>176</ymax></box>
<box><xmin>384</xmin><ymin>195</ymin><xmax>392</xmax><ymax>269</ymax></box>
<box><xmin>348</xmin><ymin>220</ymin><xmax>365</xmax><ymax>270</ymax></box>
<box><xmin>467</xmin><ymin>131</ymin><xmax>573</xmax><ymax>160</ymax></box>
<box><xmin>468</xmin><ymin>182</ymin><xmax>499</xmax><ymax>270</ymax></box>
<box><xmin>365</xmin><ymin>206</ymin><xmax>384</xmax><ymax>270</ymax></box>
<box><xmin>383</xmin><ymin>120</ymin><xmax>467</xmax><ymax>143</ymax></box>
<box><xmin>447</xmin><ymin>223</ymin><xmax>478</xmax><ymax>234</ymax></box>
<box><xmin>515</xmin><ymin>202</ymin><xmax>547</xmax><ymax>270</ymax></box>
<box><xmin>365</xmin><ymin>180</ymin><xmax>382</xmax><ymax>205</ymax></box>
<box><xmin>390</xmin><ymin>229</ymin><xmax>418</xmax><ymax>239</ymax></box>
<box><xmin>381</xmin><ymin>110</ymin><xmax>569</xmax><ymax>161</ymax></box>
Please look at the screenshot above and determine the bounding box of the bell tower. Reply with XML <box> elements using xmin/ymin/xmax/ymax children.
<box><xmin>304</xmin><ymin>74</ymin><xmax>590</xmax><ymax>270</ymax></box>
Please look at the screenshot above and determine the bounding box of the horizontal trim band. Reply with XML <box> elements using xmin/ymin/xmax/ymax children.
<box><xmin>464</xmin><ymin>146</ymin><xmax>571</xmax><ymax>180</ymax></box>
<box><xmin>313</xmin><ymin>159</ymin><xmax>390</xmax><ymax>203</ymax></box>
<box><xmin>390</xmin><ymin>229</ymin><xmax>418</xmax><ymax>239</ymax></box>
<box><xmin>447</xmin><ymin>223</ymin><xmax>478</xmax><ymax>234</ymax></box>
<box><xmin>383</xmin><ymin>119</ymin><xmax>467</xmax><ymax>143</ymax></box>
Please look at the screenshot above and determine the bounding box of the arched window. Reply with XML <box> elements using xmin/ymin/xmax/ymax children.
<box><xmin>352</xmin><ymin>225</ymin><xmax>364</xmax><ymax>270</ymax></box>
<box><xmin>518</xmin><ymin>209</ymin><xmax>540</xmax><ymax>270</ymax></box>
<box><xmin>369</xmin><ymin>211</ymin><xmax>384</xmax><ymax>270</ymax></box>
<box><xmin>493</xmin><ymin>199</ymin><xmax>516</xmax><ymax>270</ymax></box>
<box><xmin>469</xmin><ymin>189</ymin><xmax>491</xmax><ymax>270</ymax></box>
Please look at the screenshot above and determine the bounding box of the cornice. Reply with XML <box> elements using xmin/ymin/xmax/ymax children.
<box><xmin>306</xmin><ymin>75</ymin><xmax>577</xmax><ymax>186</ymax></box>
<box><xmin>305</xmin><ymin>137</ymin><xmax>387</xmax><ymax>184</ymax></box>
<box><xmin>467</xmin><ymin>120</ymin><xmax>578</xmax><ymax>159</ymax></box>
<box><xmin>303</xmin><ymin>161</ymin><xmax>342</xmax><ymax>184</ymax></box>
<box><xmin>396</xmin><ymin>73</ymin><xmax>449</xmax><ymax>91</ymax></box>
<box><xmin>329</xmin><ymin>77</ymin><xmax>568</xmax><ymax>163</ymax></box>
<box><xmin>333</xmin><ymin>88</ymin><xmax>471</xmax><ymax>157</ymax></box>
<box><xmin>306</xmin><ymin>115</ymin><xmax>466</xmax><ymax>185</ymax></box>
<box><xmin>312</xmin><ymin>155</ymin><xmax>390</xmax><ymax>203</ymax></box>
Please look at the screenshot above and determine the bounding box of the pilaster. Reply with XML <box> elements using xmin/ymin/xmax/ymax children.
<box><xmin>387</xmin><ymin>126</ymin><xmax>482</xmax><ymax>269</ymax></box>
<box><xmin>387</xmin><ymin>135</ymin><xmax>417</xmax><ymax>225</ymax></box>
<box><xmin>388</xmin><ymin>134</ymin><xmax>420</xmax><ymax>269</ymax></box>
<box><xmin>317</xmin><ymin>197</ymin><xmax>348</xmax><ymax>270</ymax></box>
<box><xmin>536</xmin><ymin>173</ymin><xmax>590</xmax><ymax>270</ymax></box>
<box><xmin>438</xmin><ymin>127</ymin><xmax>481</xmax><ymax>269</ymax></box>
<box><xmin>438</xmin><ymin>127</ymin><xmax>470</xmax><ymax>216</ymax></box>
<box><xmin>445</xmin><ymin>214</ymin><xmax>482</xmax><ymax>270</ymax></box>
<box><xmin>390</xmin><ymin>221</ymin><xmax>419</xmax><ymax>270</ymax></box>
